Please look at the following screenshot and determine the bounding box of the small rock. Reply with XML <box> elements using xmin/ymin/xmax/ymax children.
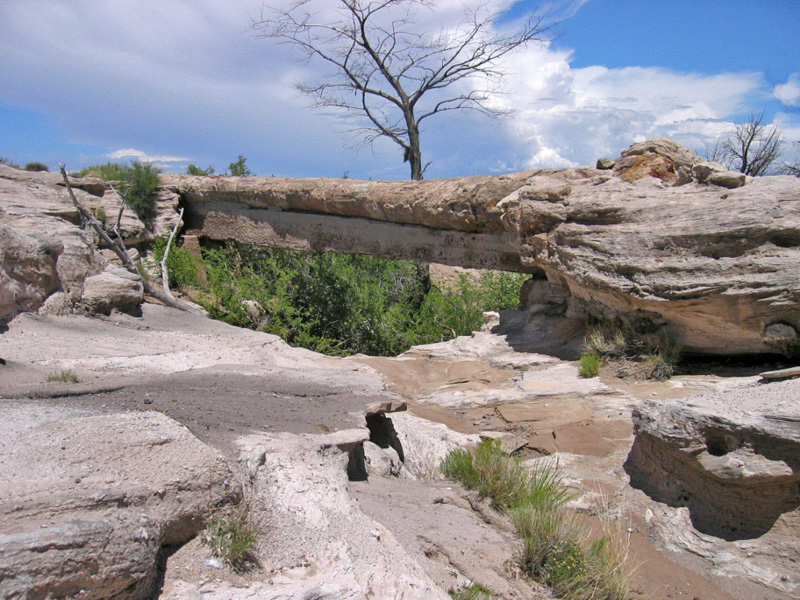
<box><xmin>204</xmin><ymin>558</ymin><xmax>223</xmax><ymax>569</ymax></box>
<box><xmin>596</xmin><ymin>158</ymin><xmax>615</xmax><ymax>170</ymax></box>
<box><xmin>707</xmin><ymin>170</ymin><xmax>746</xmax><ymax>189</ymax></box>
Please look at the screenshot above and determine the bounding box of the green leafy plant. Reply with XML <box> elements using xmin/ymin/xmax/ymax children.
<box><xmin>0</xmin><ymin>157</ymin><xmax>20</xmax><ymax>168</ymax></box>
<box><xmin>77</xmin><ymin>161</ymin><xmax>161</xmax><ymax>223</ymax></box>
<box><xmin>228</xmin><ymin>154</ymin><xmax>252</xmax><ymax>176</ymax></box>
<box><xmin>449</xmin><ymin>582</ymin><xmax>494</xmax><ymax>600</ymax></box>
<box><xmin>578</xmin><ymin>354</ymin><xmax>602</xmax><ymax>378</ymax></box>
<box><xmin>202</xmin><ymin>503</ymin><xmax>258</xmax><ymax>571</ymax></box>
<box><xmin>46</xmin><ymin>369</ymin><xmax>79</xmax><ymax>383</ymax></box>
<box><xmin>125</xmin><ymin>161</ymin><xmax>161</xmax><ymax>222</ymax></box>
<box><xmin>186</xmin><ymin>164</ymin><xmax>215</xmax><ymax>176</ymax></box>
<box><xmin>166</xmin><ymin>241</ymin><xmax>527</xmax><ymax>357</ymax></box>
<box><xmin>24</xmin><ymin>162</ymin><xmax>49</xmax><ymax>172</ymax></box>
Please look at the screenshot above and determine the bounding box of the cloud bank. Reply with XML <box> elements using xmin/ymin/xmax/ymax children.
<box><xmin>0</xmin><ymin>0</ymin><xmax>793</xmax><ymax>178</ymax></box>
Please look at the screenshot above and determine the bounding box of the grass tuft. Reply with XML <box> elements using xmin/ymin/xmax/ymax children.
<box><xmin>449</xmin><ymin>582</ymin><xmax>495</xmax><ymax>600</ymax></box>
<box><xmin>45</xmin><ymin>369</ymin><xmax>79</xmax><ymax>384</ymax></box>
<box><xmin>202</xmin><ymin>503</ymin><xmax>258</xmax><ymax>571</ymax></box>
<box><xmin>442</xmin><ymin>440</ymin><xmax>632</xmax><ymax>599</ymax></box>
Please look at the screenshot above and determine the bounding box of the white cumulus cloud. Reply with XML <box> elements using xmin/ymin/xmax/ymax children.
<box><xmin>108</xmin><ymin>149</ymin><xmax>191</xmax><ymax>163</ymax></box>
<box><xmin>775</xmin><ymin>73</ymin><xmax>800</xmax><ymax>107</ymax></box>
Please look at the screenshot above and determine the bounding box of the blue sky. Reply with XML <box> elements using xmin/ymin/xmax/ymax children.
<box><xmin>1</xmin><ymin>0</ymin><xmax>798</xmax><ymax>180</ymax></box>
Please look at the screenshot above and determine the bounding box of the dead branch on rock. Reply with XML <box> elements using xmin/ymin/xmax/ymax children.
<box><xmin>161</xmin><ymin>207</ymin><xmax>185</xmax><ymax>297</ymax></box>
<box><xmin>59</xmin><ymin>165</ymin><xmax>206</xmax><ymax>316</ymax></box>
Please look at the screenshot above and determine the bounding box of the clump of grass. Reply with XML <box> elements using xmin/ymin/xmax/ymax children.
<box><xmin>441</xmin><ymin>440</ymin><xmax>570</xmax><ymax>512</ymax></box>
<box><xmin>442</xmin><ymin>440</ymin><xmax>632</xmax><ymax>600</ymax></box>
<box><xmin>578</xmin><ymin>354</ymin><xmax>602</xmax><ymax>378</ymax></box>
<box><xmin>582</xmin><ymin>321</ymin><xmax>682</xmax><ymax>381</ymax></box>
<box><xmin>449</xmin><ymin>582</ymin><xmax>495</xmax><ymax>600</ymax></box>
<box><xmin>45</xmin><ymin>369</ymin><xmax>79</xmax><ymax>384</ymax></box>
<box><xmin>202</xmin><ymin>503</ymin><xmax>258</xmax><ymax>571</ymax></box>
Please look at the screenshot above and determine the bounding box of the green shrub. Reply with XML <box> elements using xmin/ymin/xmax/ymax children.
<box><xmin>0</xmin><ymin>157</ymin><xmax>20</xmax><ymax>168</ymax></box>
<box><xmin>442</xmin><ymin>441</ymin><xmax>631</xmax><ymax>600</ymax></box>
<box><xmin>24</xmin><ymin>162</ymin><xmax>49</xmax><ymax>172</ymax></box>
<box><xmin>125</xmin><ymin>162</ymin><xmax>161</xmax><ymax>222</ymax></box>
<box><xmin>202</xmin><ymin>503</ymin><xmax>258</xmax><ymax>571</ymax></box>
<box><xmin>442</xmin><ymin>439</ymin><xmax>570</xmax><ymax>512</ymax></box>
<box><xmin>46</xmin><ymin>369</ymin><xmax>79</xmax><ymax>383</ymax></box>
<box><xmin>77</xmin><ymin>161</ymin><xmax>161</xmax><ymax>223</ymax></box>
<box><xmin>152</xmin><ymin>238</ymin><xmax>203</xmax><ymax>290</ymax></box>
<box><xmin>170</xmin><ymin>242</ymin><xmax>527</xmax><ymax>357</ymax></box>
<box><xmin>228</xmin><ymin>154</ymin><xmax>252</xmax><ymax>176</ymax></box>
<box><xmin>78</xmin><ymin>162</ymin><xmax>130</xmax><ymax>181</ymax></box>
<box><xmin>186</xmin><ymin>164</ymin><xmax>215</xmax><ymax>176</ymax></box>
<box><xmin>578</xmin><ymin>354</ymin><xmax>602</xmax><ymax>378</ymax></box>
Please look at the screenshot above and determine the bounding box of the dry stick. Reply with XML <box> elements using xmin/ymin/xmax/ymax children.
<box><xmin>161</xmin><ymin>206</ymin><xmax>185</xmax><ymax>297</ymax></box>
<box><xmin>59</xmin><ymin>165</ymin><xmax>205</xmax><ymax>316</ymax></box>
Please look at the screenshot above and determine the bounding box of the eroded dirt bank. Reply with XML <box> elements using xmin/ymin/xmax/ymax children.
<box><xmin>1</xmin><ymin>305</ymin><xmax>795</xmax><ymax>599</ymax></box>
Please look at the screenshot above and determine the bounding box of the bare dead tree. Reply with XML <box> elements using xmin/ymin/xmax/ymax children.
<box><xmin>708</xmin><ymin>111</ymin><xmax>784</xmax><ymax>176</ymax></box>
<box><xmin>253</xmin><ymin>0</ymin><xmax>550</xmax><ymax>180</ymax></box>
<box><xmin>780</xmin><ymin>140</ymin><xmax>800</xmax><ymax>177</ymax></box>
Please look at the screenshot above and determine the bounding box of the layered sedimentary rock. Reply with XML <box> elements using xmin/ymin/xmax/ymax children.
<box><xmin>0</xmin><ymin>165</ymin><xmax>181</xmax><ymax>324</ymax></box>
<box><xmin>0</xmin><ymin>404</ymin><xmax>238</xmax><ymax>600</ymax></box>
<box><xmin>625</xmin><ymin>379</ymin><xmax>800</xmax><ymax>598</ymax></box>
<box><xmin>169</xmin><ymin>139</ymin><xmax>800</xmax><ymax>356</ymax></box>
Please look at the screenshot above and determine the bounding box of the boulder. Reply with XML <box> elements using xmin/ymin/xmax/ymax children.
<box><xmin>0</xmin><ymin>166</ymin><xmax>182</xmax><ymax>320</ymax></box>
<box><xmin>0</xmin><ymin>403</ymin><xmax>238</xmax><ymax>600</ymax></box>
<box><xmin>82</xmin><ymin>266</ymin><xmax>145</xmax><ymax>315</ymax></box>
<box><xmin>624</xmin><ymin>380</ymin><xmax>800</xmax><ymax>597</ymax></box>
<box><xmin>235</xmin><ymin>431</ymin><xmax>452</xmax><ymax>600</ymax></box>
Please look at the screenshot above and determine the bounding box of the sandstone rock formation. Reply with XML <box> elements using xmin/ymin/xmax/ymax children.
<box><xmin>625</xmin><ymin>380</ymin><xmax>800</xmax><ymax>598</ymax></box>
<box><xmin>168</xmin><ymin>138</ymin><xmax>800</xmax><ymax>357</ymax></box>
<box><xmin>0</xmin><ymin>165</ymin><xmax>181</xmax><ymax>323</ymax></box>
<box><xmin>0</xmin><ymin>403</ymin><xmax>238</xmax><ymax>600</ymax></box>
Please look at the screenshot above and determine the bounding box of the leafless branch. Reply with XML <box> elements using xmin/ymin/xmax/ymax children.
<box><xmin>59</xmin><ymin>165</ymin><xmax>205</xmax><ymax>316</ymax></box>
<box><xmin>709</xmin><ymin>111</ymin><xmax>784</xmax><ymax>176</ymax></box>
<box><xmin>253</xmin><ymin>0</ymin><xmax>552</xmax><ymax>179</ymax></box>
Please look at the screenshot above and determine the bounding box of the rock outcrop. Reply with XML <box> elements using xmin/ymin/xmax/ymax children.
<box><xmin>0</xmin><ymin>165</ymin><xmax>181</xmax><ymax>323</ymax></box>
<box><xmin>625</xmin><ymin>379</ymin><xmax>800</xmax><ymax>597</ymax></box>
<box><xmin>169</xmin><ymin>138</ymin><xmax>800</xmax><ymax>357</ymax></box>
<box><xmin>0</xmin><ymin>403</ymin><xmax>238</xmax><ymax>600</ymax></box>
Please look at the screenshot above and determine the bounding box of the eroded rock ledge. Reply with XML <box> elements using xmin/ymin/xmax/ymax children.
<box><xmin>168</xmin><ymin>139</ymin><xmax>800</xmax><ymax>356</ymax></box>
<box><xmin>625</xmin><ymin>379</ymin><xmax>800</xmax><ymax>597</ymax></box>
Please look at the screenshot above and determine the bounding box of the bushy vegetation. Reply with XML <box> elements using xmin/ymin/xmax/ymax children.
<box><xmin>0</xmin><ymin>157</ymin><xmax>20</xmax><ymax>168</ymax></box>
<box><xmin>442</xmin><ymin>440</ymin><xmax>632</xmax><ymax>600</ymax></box>
<box><xmin>153</xmin><ymin>240</ymin><xmax>527</xmax><ymax>357</ymax></box>
<box><xmin>186</xmin><ymin>164</ymin><xmax>215</xmax><ymax>176</ymax></box>
<box><xmin>228</xmin><ymin>154</ymin><xmax>252</xmax><ymax>176</ymax></box>
<box><xmin>578</xmin><ymin>354</ymin><xmax>602</xmax><ymax>378</ymax></box>
<box><xmin>581</xmin><ymin>321</ymin><xmax>681</xmax><ymax>381</ymax></box>
<box><xmin>24</xmin><ymin>161</ymin><xmax>49</xmax><ymax>172</ymax></box>
<box><xmin>78</xmin><ymin>161</ymin><xmax>162</xmax><ymax>222</ymax></box>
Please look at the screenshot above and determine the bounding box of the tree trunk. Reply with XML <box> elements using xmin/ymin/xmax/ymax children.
<box><xmin>406</xmin><ymin>115</ymin><xmax>424</xmax><ymax>181</ymax></box>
